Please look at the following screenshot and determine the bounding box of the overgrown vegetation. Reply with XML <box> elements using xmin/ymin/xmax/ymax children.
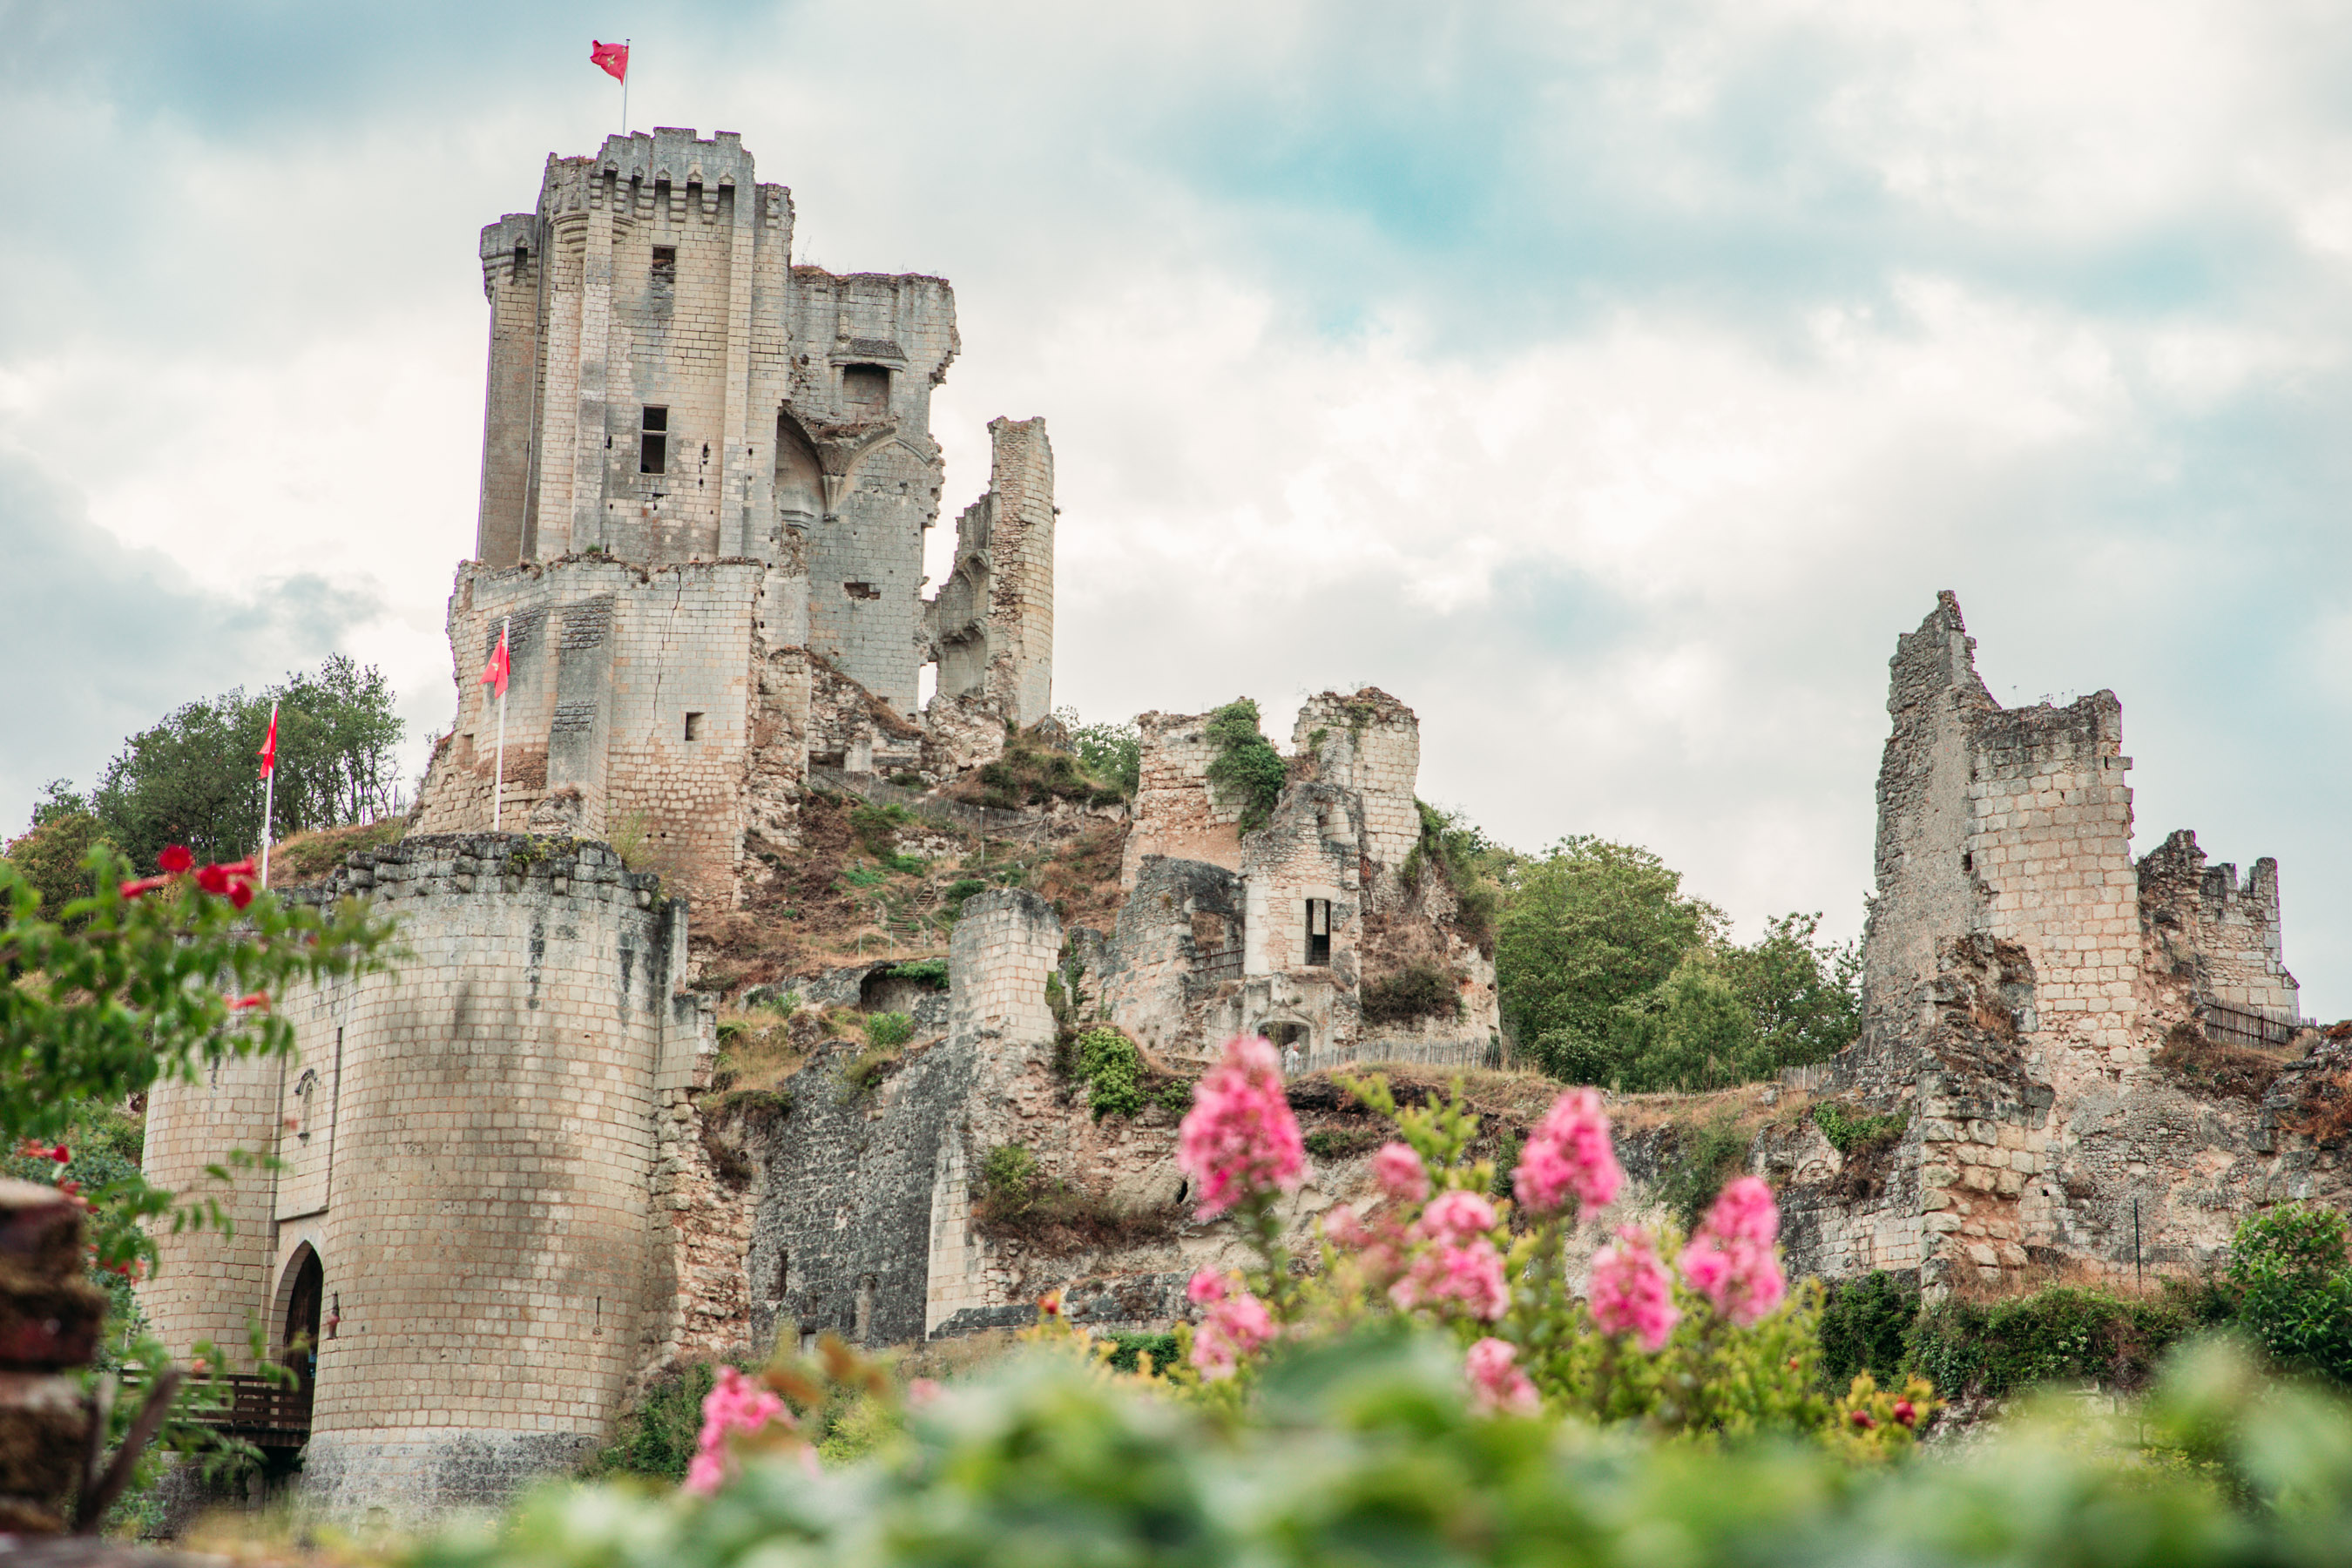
<box><xmin>878</xmin><ymin>958</ymin><xmax>950</xmax><ymax>989</ymax></box>
<box><xmin>958</xmin><ymin>725</ymin><xmax>1126</xmax><ymax>811</ymax></box>
<box><xmin>851</xmin><ymin>804</ymin><xmax>929</xmax><ymax>875</ymax></box>
<box><xmin>1816</xmin><ymin>1271</ymin><xmax>1923</xmax><ymax>1393</ymax></box>
<box><xmin>2228</xmin><ymin>1203</ymin><xmax>2352</xmax><ymax>1388</ymax></box>
<box><xmin>1057</xmin><ymin>708</ymin><xmax>1141</xmax><ymax>798</ymax></box>
<box><xmin>1654</xmin><ymin>1107</ymin><xmax>1753</xmax><ymax>1230</ymax></box>
<box><xmin>1910</xmin><ymin>1283</ymin><xmax>2220</xmax><ymax>1399</ymax></box>
<box><xmin>1202</xmin><ymin>698</ymin><xmax>1287</xmax><ymax>835</ymax></box>
<box><xmin>1359</xmin><ymin>962</ymin><xmax>1467</xmax><ymax>1026</ymax></box>
<box><xmin>1814</xmin><ymin>1101</ymin><xmax>1908</xmax><ymax>1155</ymax></box>
<box><xmin>1074</xmin><ymin>1026</ymin><xmax>1145</xmax><ymax>1119</ymax></box>
<box><xmin>970</xmin><ymin>1142</ymin><xmax>1176</xmax><ymax>1250</ymax></box>
<box><xmin>1401</xmin><ymin>800</ymin><xmax>1504</xmax><ymax>946</ymax></box>
<box><xmin>1301</xmin><ymin>1125</ymin><xmax>1387</xmax><ymax>1160</ymax></box>
<box><xmin>2155</xmin><ymin>1019</ymin><xmax>2293</xmax><ymax>1099</ymax></box>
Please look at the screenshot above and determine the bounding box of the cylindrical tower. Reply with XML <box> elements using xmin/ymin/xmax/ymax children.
<box><xmin>139</xmin><ymin>1052</ymin><xmax>284</xmax><ymax>1366</ymax></box>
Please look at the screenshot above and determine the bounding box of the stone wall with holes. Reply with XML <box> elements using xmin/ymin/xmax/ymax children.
<box><xmin>141</xmin><ymin>836</ymin><xmax>712</xmax><ymax>1524</ymax></box>
<box><xmin>2138</xmin><ymin>829</ymin><xmax>2300</xmax><ymax>1019</ymax></box>
<box><xmin>1120</xmin><ymin>712</ymin><xmax>1246</xmax><ymax>887</ymax></box>
<box><xmin>1292</xmin><ymin>689</ymin><xmax>1421</xmax><ymax>875</ymax></box>
<box><xmin>1092</xmin><ymin>857</ymin><xmax>1248</xmax><ymax>1063</ymax></box>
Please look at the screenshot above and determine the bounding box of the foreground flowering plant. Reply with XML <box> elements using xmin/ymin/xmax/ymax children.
<box><xmin>1166</xmin><ymin>1034</ymin><xmax>1935</xmax><ymax>1447</ymax></box>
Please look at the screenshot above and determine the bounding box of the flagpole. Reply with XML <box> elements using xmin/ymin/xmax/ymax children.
<box><xmin>493</xmin><ymin>617</ymin><xmax>510</xmax><ymax>833</ymax></box>
<box><xmin>622</xmin><ymin>37</ymin><xmax>630</xmax><ymax>135</ymax></box>
<box><xmin>260</xmin><ymin>701</ymin><xmax>279</xmax><ymax>889</ymax></box>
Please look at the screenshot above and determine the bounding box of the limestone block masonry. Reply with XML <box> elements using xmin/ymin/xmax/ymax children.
<box><xmin>141</xmin><ymin>836</ymin><xmax>714</xmax><ymax>1523</ymax></box>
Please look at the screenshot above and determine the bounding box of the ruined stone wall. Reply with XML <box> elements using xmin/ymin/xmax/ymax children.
<box><xmin>924</xmin><ymin>417</ymin><xmax>1054</xmax><ymax>728</ymax></box>
<box><xmin>1095</xmin><ymin>857</ymin><xmax>1248</xmax><ymax>1062</ymax></box>
<box><xmin>476</xmin><ymin>213</ymin><xmax>540</xmax><ymax>570</ymax></box>
<box><xmin>1293</xmin><ymin>689</ymin><xmax>1420</xmax><ymax>875</ymax></box>
<box><xmin>2139</xmin><ymin>830</ymin><xmax>2300</xmax><ymax>1018</ymax></box>
<box><xmin>1120</xmin><ymin>712</ymin><xmax>1245</xmax><ymax>888</ymax></box>
<box><xmin>414</xmin><ymin>558</ymin><xmax>771</xmax><ymax>912</ymax></box>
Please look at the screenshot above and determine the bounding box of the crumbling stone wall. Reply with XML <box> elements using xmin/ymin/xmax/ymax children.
<box><xmin>2139</xmin><ymin>829</ymin><xmax>2299</xmax><ymax>1019</ymax></box>
<box><xmin>928</xmin><ymin>416</ymin><xmax>1056</xmax><ymax>729</ymax></box>
<box><xmin>1120</xmin><ymin>712</ymin><xmax>1246</xmax><ymax>887</ymax></box>
<box><xmin>1292</xmin><ymin>688</ymin><xmax>1420</xmax><ymax>875</ymax></box>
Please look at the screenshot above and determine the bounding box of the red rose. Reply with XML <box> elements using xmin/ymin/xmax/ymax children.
<box><xmin>1850</xmin><ymin>1409</ymin><xmax>1876</xmax><ymax>1430</ymax></box>
<box><xmin>227</xmin><ymin>882</ymin><xmax>255</xmax><ymax>910</ymax></box>
<box><xmin>49</xmin><ymin>1146</ymin><xmax>68</xmax><ymax>1164</ymax></box>
<box><xmin>1893</xmin><ymin>1399</ymin><xmax>1917</xmax><ymax>1427</ymax></box>
<box><xmin>118</xmin><ymin>875</ymin><xmax>171</xmax><ymax>900</ymax></box>
<box><xmin>158</xmin><ymin>845</ymin><xmax>193</xmax><ymax>874</ymax></box>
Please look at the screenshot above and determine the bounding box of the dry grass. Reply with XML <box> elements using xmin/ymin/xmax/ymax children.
<box><xmin>267</xmin><ymin>819</ymin><xmax>408</xmax><ymax>885</ymax></box>
<box><xmin>2154</xmin><ymin>1020</ymin><xmax>2296</xmax><ymax>1100</ymax></box>
<box><xmin>2285</xmin><ymin>1063</ymin><xmax>2352</xmax><ymax>1145</ymax></box>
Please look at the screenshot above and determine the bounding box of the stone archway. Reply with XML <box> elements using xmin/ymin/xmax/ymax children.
<box><xmin>278</xmin><ymin>1245</ymin><xmax>323</xmax><ymax>1391</ymax></box>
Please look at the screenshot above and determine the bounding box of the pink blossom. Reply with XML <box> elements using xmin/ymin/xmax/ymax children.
<box><xmin>1390</xmin><ymin>1237</ymin><xmax>1510</xmax><ymax>1321</ymax></box>
<box><xmin>1588</xmin><ymin>1225</ymin><xmax>1680</xmax><ymax>1352</ymax></box>
<box><xmin>1190</xmin><ymin>1284</ymin><xmax>1276</xmax><ymax>1380</ymax></box>
<box><xmin>1372</xmin><ymin>1142</ymin><xmax>1429</xmax><ymax>1203</ymax></box>
<box><xmin>685</xmin><ymin>1366</ymin><xmax>791</xmax><ymax>1496</ymax></box>
<box><xmin>1416</xmin><ymin>1190</ymin><xmax>1497</xmax><ymax>1245</ymax></box>
<box><xmin>1177</xmin><ymin>1035</ymin><xmax>1306</xmax><ymax>1220</ymax></box>
<box><xmin>1678</xmin><ymin>1177</ymin><xmax>1788</xmax><ymax>1326</ymax></box>
<box><xmin>1464</xmin><ymin>1336</ymin><xmax>1538</xmax><ymax>1416</ymax></box>
<box><xmin>1186</xmin><ymin>1267</ymin><xmax>1227</xmax><ymax>1307</ymax></box>
<box><xmin>1322</xmin><ymin>1204</ymin><xmax>1370</xmax><ymax>1249</ymax></box>
<box><xmin>1513</xmin><ymin>1089</ymin><xmax>1622</xmax><ymax>1217</ymax></box>
<box><xmin>908</xmin><ymin>1378</ymin><xmax>943</xmax><ymax>1408</ymax></box>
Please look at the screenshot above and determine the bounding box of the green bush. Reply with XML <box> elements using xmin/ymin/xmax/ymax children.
<box><xmin>1203</xmin><ymin>699</ymin><xmax>1287</xmax><ymax>835</ymax></box>
<box><xmin>863</xmin><ymin>1011</ymin><xmax>915</xmax><ymax>1050</ymax></box>
<box><xmin>1814</xmin><ymin>1101</ymin><xmax>1908</xmax><ymax>1154</ymax></box>
<box><xmin>1100</xmin><ymin>1330</ymin><xmax>1182</xmax><ymax>1375</ymax></box>
<box><xmin>1817</xmin><ymin>1270</ymin><xmax>1923</xmax><ymax>1391</ymax></box>
<box><xmin>1910</xmin><ymin>1285</ymin><xmax>2202</xmax><ymax>1399</ymax></box>
<box><xmin>411</xmin><ymin>1332</ymin><xmax>2352</xmax><ymax>1568</ymax></box>
<box><xmin>1075</xmin><ymin>1026</ymin><xmax>1145</xmax><ymax>1119</ymax></box>
<box><xmin>880</xmin><ymin>959</ymin><xmax>950</xmax><ymax>989</ymax></box>
<box><xmin>2229</xmin><ymin>1204</ymin><xmax>2352</xmax><ymax>1389</ymax></box>
<box><xmin>1653</xmin><ymin>1108</ymin><xmax>1751</xmax><ymax>1230</ymax></box>
<box><xmin>582</xmin><ymin>1359</ymin><xmax>746</xmax><ymax>1482</ymax></box>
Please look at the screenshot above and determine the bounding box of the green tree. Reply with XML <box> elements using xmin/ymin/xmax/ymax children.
<box><xmin>3</xmin><ymin>781</ymin><xmax>109</xmax><ymax>924</ymax></box>
<box><xmin>1497</xmin><ymin>835</ymin><xmax>1723</xmax><ymax>1078</ymax></box>
<box><xmin>1718</xmin><ymin>911</ymin><xmax>1862</xmax><ymax>1072</ymax></box>
<box><xmin>1056</xmin><ymin>707</ymin><xmax>1141</xmax><ymax>797</ymax></box>
<box><xmin>91</xmin><ymin>655</ymin><xmax>405</xmax><ymax>868</ymax></box>
<box><xmin>1600</xmin><ymin>950</ymin><xmax>1759</xmax><ymax>1092</ymax></box>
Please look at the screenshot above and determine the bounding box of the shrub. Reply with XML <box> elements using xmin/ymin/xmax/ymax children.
<box><xmin>881</xmin><ymin>958</ymin><xmax>950</xmax><ymax>990</ymax></box>
<box><xmin>580</xmin><ymin>1360</ymin><xmax>748</xmax><ymax>1482</ymax></box>
<box><xmin>2156</xmin><ymin>1020</ymin><xmax>2288</xmax><ymax>1099</ymax></box>
<box><xmin>971</xmin><ymin>1142</ymin><xmax>1173</xmax><ymax>1250</ymax></box>
<box><xmin>1075</xmin><ymin>1027</ymin><xmax>1145</xmax><ymax>1119</ymax></box>
<box><xmin>1817</xmin><ymin>1271</ymin><xmax>1922</xmax><ymax>1391</ymax></box>
<box><xmin>863</xmin><ymin>1011</ymin><xmax>915</xmax><ymax>1050</ymax></box>
<box><xmin>1302</xmin><ymin>1125</ymin><xmax>1386</xmax><ymax>1160</ymax></box>
<box><xmin>2229</xmin><ymin>1204</ymin><xmax>2352</xmax><ymax>1389</ymax></box>
<box><xmin>1100</xmin><ymin>1331</ymin><xmax>1180</xmax><ymax>1375</ymax></box>
<box><xmin>1654</xmin><ymin>1108</ymin><xmax>1751</xmax><ymax>1231</ymax></box>
<box><xmin>1402</xmin><ymin>800</ymin><xmax>1503</xmax><ymax>946</ymax></box>
<box><xmin>1202</xmin><ymin>699</ymin><xmax>1287</xmax><ymax>834</ymax></box>
<box><xmin>1814</xmin><ymin>1101</ymin><xmax>1908</xmax><ymax>1154</ymax></box>
<box><xmin>1359</xmin><ymin>963</ymin><xmax>1465</xmax><ymax>1026</ymax></box>
<box><xmin>1909</xmin><ymin>1285</ymin><xmax>2199</xmax><ymax>1398</ymax></box>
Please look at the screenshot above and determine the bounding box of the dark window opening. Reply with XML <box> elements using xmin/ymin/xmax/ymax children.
<box><xmin>684</xmin><ymin>712</ymin><xmax>704</xmax><ymax>740</ymax></box>
<box><xmin>772</xmin><ymin>1250</ymin><xmax>789</xmax><ymax>1300</ymax></box>
<box><xmin>842</xmin><ymin>580</ymin><xmax>881</xmax><ymax>599</ymax></box>
<box><xmin>1962</xmin><ymin>852</ymin><xmax>1974</xmax><ymax>874</ymax></box>
<box><xmin>841</xmin><ymin>363</ymin><xmax>890</xmax><ymax>416</ymax></box>
<box><xmin>651</xmin><ymin>245</ymin><xmax>676</xmax><ymax>286</ymax></box>
<box><xmin>1306</xmin><ymin>898</ymin><xmax>1332</xmax><ymax>966</ymax></box>
<box><xmin>639</xmin><ymin>406</ymin><xmax>668</xmax><ymax>474</ymax></box>
<box><xmin>510</xmin><ymin>243</ymin><xmax>528</xmax><ymax>277</ymax></box>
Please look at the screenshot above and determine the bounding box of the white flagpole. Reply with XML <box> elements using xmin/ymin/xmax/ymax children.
<box><xmin>492</xmin><ymin>618</ymin><xmax>510</xmax><ymax>833</ymax></box>
<box><xmin>260</xmin><ymin>701</ymin><xmax>279</xmax><ymax>889</ymax></box>
<box><xmin>622</xmin><ymin>38</ymin><xmax>631</xmax><ymax>135</ymax></box>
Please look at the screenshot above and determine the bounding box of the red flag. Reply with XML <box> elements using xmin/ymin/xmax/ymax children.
<box><xmin>591</xmin><ymin>40</ymin><xmax>629</xmax><ymax>82</ymax></box>
<box><xmin>258</xmin><ymin>705</ymin><xmax>279</xmax><ymax>780</ymax></box>
<box><xmin>480</xmin><ymin>624</ymin><xmax>510</xmax><ymax>699</ymax></box>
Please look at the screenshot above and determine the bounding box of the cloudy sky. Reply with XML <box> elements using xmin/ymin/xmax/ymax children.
<box><xmin>5</xmin><ymin>1</ymin><xmax>2349</xmax><ymax>1011</ymax></box>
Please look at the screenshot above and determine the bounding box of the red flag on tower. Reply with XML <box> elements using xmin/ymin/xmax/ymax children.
<box><xmin>258</xmin><ymin>705</ymin><xmax>279</xmax><ymax>779</ymax></box>
<box><xmin>591</xmin><ymin>39</ymin><xmax>630</xmax><ymax>82</ymax></box>
<box><xmin>480</xmin><ymin>624</ymin><xmax>510</xmax><ymax>698</ymax></box>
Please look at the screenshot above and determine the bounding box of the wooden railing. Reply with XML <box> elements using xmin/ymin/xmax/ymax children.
<box><xmin>2198</xmin><ymin>1000</ymin><xmax>2305</xmax><ymax>1053</ymax></box>
<box><xmin>124</xmin><ymin>1371</ymin><xmax>311</xmax><ymax>1446</ymax></box>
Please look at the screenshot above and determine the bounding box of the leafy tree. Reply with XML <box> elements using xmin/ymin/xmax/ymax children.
<box><xmin>1055</xmin><ymin>708</ymin><xmax>1141</xmax><ymax>797</ymax></box>
<box><xmin>1598</xmin><ymin>950</ymin><xmax>1760</xmax><ymax>1092</ymax></box>
<box><xmin>1719</xmin><ymin>911</ymin><xmax>1862</xmax><ymax>1071</ymax></box>
<box><xmin>2229</xmin><ymin>1204</ymin><xmax>2352</xmax><ymax>1389</ymax></box>
<box><xmin>1497</xmin><ymin>836</ymin><xmax>1724</xmax><ymax>1076</ymax></box>
<box><xmin>2</xmin><ymin>783</ymin><xmax>109</xmax><ymax>924</ymax></box>
<box><xmin>90</xmin><ymin>655</ymin><xmax>405</xmax><ymax>869</ymax></box>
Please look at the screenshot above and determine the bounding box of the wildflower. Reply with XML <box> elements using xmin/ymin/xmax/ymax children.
<box><xmin>1678</xmin><ymin>1177</ymin><xmax>1787</xmax><ymax>1326</ymax></box>
<box><xmin>1850</xmin><ymin>1409</ymin><xmax>1876</xmax><ymax>1430</ymax></box>
<box><xmin>1893</xmin><ymin>1399</ymin><xmax>1916</xmax><ymax>1428</ymax></box>
<box><xmin>1372</xmin><ymin>1142</ymin><xmax>1429</xmax><ymax>1203</ymax></box>
<box><xmin>48</xmin><ymin>1146</ymin><xmax>69</xmax><ymax>1164</ymax></box>
<box><xmin>1416</xmin><ymin>1190</ymin><xmax>1497</xmax><ymax>1245</ymax></box>
<box><xmin>1176</xmin><ymin>1035</ymin><xmax>1305</xmax><ymax>1220</ymax></box>
<box><xmin>1391</xmin><ymin>1237</ymin><xmax>1510</xmax><ymax>1321</ymax></box>
<box><xmin>1039</xmin><ymin>1290</ymin><xmax>1062</xmax><ymax>1317</ymax></box>
<box><xmin>157</xmin><ymin>845</ymin><xmax>193</xmax><ymax>875</ymax></box>
<box><xmin>1322</xmin><ymin>1204</ymin><xmax>1370</xmax><ymax>1249</ymax></box>
<box><xmin>686</xmin><ymin>1366</ymin><xmax>790</xmax><ymax>1496</ymax></box>
<box><xmin>1186</xmin><ymin>1267</ymin><xmax>1227</xmax><ymax>1307</ymax></box>
<box><xmin>1514</xmin><ymin>1088</ymin><xmax>1622</xmax><ymax>1217</ymax></box>
<box><xmin>1588</xmin><ymin>1225</ymin><xmax>1680</xmax><ymax>1352</ymax></box>
<box><xmin>1464</xmin><ymin>1337</ymin><xmax>1538</xmax><ymax>1416</ymax></box>
<box><xmin>1191</xmin><ymin>1284</ymin><xmax>1275</xmax><ymax>1380</ymax></box>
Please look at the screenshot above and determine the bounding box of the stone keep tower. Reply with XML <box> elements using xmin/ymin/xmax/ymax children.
<box><xmin>416</xmin><ymin>128</ymin><xmax>1057</xmax><ymax>907</ymax></box>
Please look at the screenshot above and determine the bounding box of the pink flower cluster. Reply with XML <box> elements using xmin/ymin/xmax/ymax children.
<box><xmin>1587</xmin><ymin>1225</ymin><xmax>1680</xmax><ymax>1351</ymax></box>
<box><xmin>1678</xmin><ymin>1177</ymin><xmax>1787</xmax><ymax>1326</ymax></box>
<box><xmin>684</xmin><ymin>1366</ymin><xmax>791</xmax><ymax>1496</ymax></box>
<box><xmin>1187</xmin><ymin>1268</ymin><xmax>1276</xmax><ymax>1379</ymax></box>
<box><xmin>1463</xmin><ymin>1336</ymin><xmax>1538</xmax><ymax>1416</ymax></box>
<box><xmin>1389</xmin><ymin>1190</ymin><xmax>1509</xmax><ymax>1321</ymax></box>
<box><xmin>1372</xmin><ymin>1142</ymin><xmax>1429</xmax><ymax>1203</ymax></box>
<box><xmin>1177</xmin><ymin>1036</ymin><xmax>1306</xmax><ymax>1220</ymax></box>
<box><xmin>1513</xmin><ymin>1089</ymin><xmax>1621</xmax><ymax>1218</ymax></box>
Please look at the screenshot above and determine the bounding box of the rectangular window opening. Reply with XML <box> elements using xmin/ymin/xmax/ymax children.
<box><xmin>1306</xmin><ymin>898</ymin><xmax>1332</xmax><ymax>967</ymax></box>
<box><xmin>651</xmin><ymin>245</ymin><xmax>676</xmax><ymax>284</ymax></box>
<box><xmin>511</xmin><ymin>243</ymin><xmax>528</xmax><ymax>276</ymax></box>
<box><xmin>684</xmin><ymin>712</ymin><xmax>704</xmax><ymax>741</ymax></box>
<box><xmin>639</xmin><ymin>405</ymin><xmax>668</xmax><ymax>474</ymax></box>
<box><xmin>841</xmin><ymin>363</ymin><xmax>890</xmax><ymax>416</ymax></box>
